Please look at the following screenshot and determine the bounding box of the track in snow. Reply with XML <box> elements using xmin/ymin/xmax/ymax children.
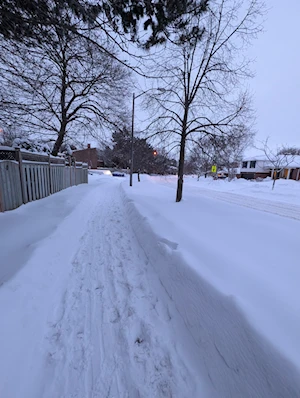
<box><xmin>40</xmin><ymin>182</ymin><xmax>200</xmax><ymax>398</ymax></box>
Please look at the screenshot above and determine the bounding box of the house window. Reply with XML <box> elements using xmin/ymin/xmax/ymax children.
<box><xmin>250</xmin><ymin>161</ymin><xmax>256</xmax><ymax>168</ymax></box>
<box><xmin>242</xmin><ymin>161</ymin><xmax>248</xmax><ymax>168</ymax></box>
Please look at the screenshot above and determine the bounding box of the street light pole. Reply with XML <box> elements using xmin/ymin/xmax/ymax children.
<box><xmin>130</xmin><ymin>92</ymin><xmax>135</xmax><ymax>187</ymax></box>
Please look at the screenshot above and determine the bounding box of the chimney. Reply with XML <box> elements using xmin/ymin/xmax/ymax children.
<box><xmin>87</xmin><ymin>143</ymin><xmax>91</xmax><ymax>149</ymax></box>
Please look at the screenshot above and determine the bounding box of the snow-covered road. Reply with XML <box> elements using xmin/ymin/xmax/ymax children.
<box><xmin>1</xmin><ymin>174</ymin><xmax>300</xmax><ymax>397</ymax></box>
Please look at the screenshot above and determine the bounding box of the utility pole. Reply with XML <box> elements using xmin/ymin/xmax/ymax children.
<box><xmin>130</xmin><ymin>93</ymin><xmax>135</xmax><ymax>187</ymax></box>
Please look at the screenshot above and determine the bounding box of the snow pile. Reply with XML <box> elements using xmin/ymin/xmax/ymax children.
<box><xmin>121</xmin><ymin>176</ymin><xmax>300</xmax><ymax>396</ymax></box>
<box><xmin>12</xmin><ymin>137</ymin><xmax>51</xmax><ymax>154</ymax></box>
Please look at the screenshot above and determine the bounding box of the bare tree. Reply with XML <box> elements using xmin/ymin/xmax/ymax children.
<box><xmin>260</xmin><ymin>139</ymin><xmax>296</xmax><ymax>190</ymax></box>
<box><xmin>277</xmin><ymin>146</ymin><xmax>300</xmax><ymax>156</ymax></box>
<box><xmin>145</xmin><ymin>0</ymin><xmax>263</xmax><ymax>201</ymax></box>
<box><xmin>213</xmin><ymin>125</ymin><xmax>253</xmax><ymax>180</ymax></box>
<box><xmin>0</xmin><ymin>0</ymin><xmax>219</xmax><ymax>88</ymax></box>
<box><xmin>0</xmin><ymin>9</ymin><xmax>131</xmax><ymax>155</ymax></box>
<box><xmin>186</xmin><ymin>124</ymin><xmax>252</xmax><ymax>180</ymax></box>
<box><xmin>187</xmin><ymin>137</ymin><xmax>216</xmax><ymax>179</ymax></box>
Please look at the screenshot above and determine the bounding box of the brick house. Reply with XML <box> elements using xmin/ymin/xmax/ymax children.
<box><xmin>73</xmin><ymin>144</ymin><xmax>104</xmax><ymax>169</ymax></box>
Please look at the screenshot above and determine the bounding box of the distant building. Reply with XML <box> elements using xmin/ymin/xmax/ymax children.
<box><xmin>240</xmin><ymin>156</ymin><xmax>272</xmax><ymax>179</ymax></box>
<box><xmin>240</xmin><ymin>155</ymin><xmax>300</xmax><ymax>181</ymax></box>
<box><xmin>73</xmin><ymin>144</ymin><xmax>104</xmax><ymax>169</ymax></box>
<box><xmin>271</xmin><ymin>156</ymin><xmax>300</xmax><ymax>181</ymax></box>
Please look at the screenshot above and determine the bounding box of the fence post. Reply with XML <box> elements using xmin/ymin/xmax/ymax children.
<box><xmin>15</xmin><ymin>148</ymin><xmax>27</xmax><ymax>204</ymax></box>
<box><xmin>68</xmin><ymin>156</ymin><xmax>71</xmax><ymax>187</ymax></box>
<box><xmin>48</xmin><ymin>155</ymin><xmax>53</xmax><ymax>194</ymax></box>
<box><xmin>0</xmin><ymin>180</ymin><xmax>3</xmax><ymax>212</ymax></box>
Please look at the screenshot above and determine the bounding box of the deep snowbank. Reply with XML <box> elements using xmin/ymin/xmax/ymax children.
<box><xmin>121</xmin><ymin>181</ymin><xmax>300</xmax><ymax>397</ymax></box>
<box><xmin>123</xmin><ymin>176</ymin><xmax>300</xmax><ymax>369</ymax></box>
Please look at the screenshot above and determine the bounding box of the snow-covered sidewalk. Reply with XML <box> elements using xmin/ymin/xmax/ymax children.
<box><xmin>0</xmin><ymin>176</ymin><xmax>202</xmax><ymax>397</ymax></box>
<box><xmin>1</xmin><ymin>174</ymin><xmax>300</xmax><ymax>397</ymax></box>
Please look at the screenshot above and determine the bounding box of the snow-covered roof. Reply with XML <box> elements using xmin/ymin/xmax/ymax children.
<box><xmin>242</xmin><ymin>155</ymin><xmax>300</xmax><ymax>168</ymax></box>
<box><xmin>284</xmin><ymin>158</ymin><xmax>300</xmax><ymax>168</ymax></box>
<box><xmin>268</xmin><ymin>155</ymin><xmax>300</xmax><ymax>168</ymax></box>
<box><xmin>242</xmin><ymin>155</ymin><xmax>269</xmax><ymax>161</ymax></box>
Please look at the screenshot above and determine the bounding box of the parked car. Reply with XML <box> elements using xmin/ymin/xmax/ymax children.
<box><xmin>217</xmin><ymin>172</ymin><xmax>227</xmax><ymax>179</ymax></box>
<box><xmin>112</xmin><ymin>170</ymin><xmax>125</xmax><ymax>177</ymax></box>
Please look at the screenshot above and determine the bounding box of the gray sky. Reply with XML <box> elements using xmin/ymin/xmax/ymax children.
<box><xmin>248</xmin><ymin>0</ymin><xmax>300</xmax><ymax>153</ymax></box>
<box><xmin>106</xmin><ymin>1</ymin><xmax>300</xmax><ymax>158</ymax></box>
<box><xmin>134</xmin><ymin>1</ymin><xmax>300</xmax><ymax>156</ymax></box>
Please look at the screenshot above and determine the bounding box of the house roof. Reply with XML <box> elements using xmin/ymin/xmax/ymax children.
<box><xmin>242</xmin><ymin>155</ymin><xmax>269</xmax><ymax>161</ymax></box>
<box><xmin>284</xmin><ymin>156</ymin><xmax>300</xmax><ymax>168</ymax></box>
<box><xmin>73</xmin><ymin>147</ymin><xmax>96</xmax><ymax>154</ymax></box>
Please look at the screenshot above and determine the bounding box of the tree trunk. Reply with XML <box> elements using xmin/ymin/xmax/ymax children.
<box><xmin>52</xmin><ymin>62</ymin><xmax>67</xmax><ymax>157</ymax></box>
<box><xmin>176</xmin><ymin>131</ymin><xmax>186</xmax><ymax>202</ymax></box>
<box><xmin>52</xmin><ymin>127</ymin><xmax>65</xmax><ymax>156</ymax></box>
<box><xmin>272</xmin><ymin>169</ymin><xmax>278</xmax><ymax>190</ymax></box>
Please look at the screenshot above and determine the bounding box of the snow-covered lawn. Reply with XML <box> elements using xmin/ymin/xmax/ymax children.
<box><xmin>162</xmin><ymin>174</ymin><xmax>300</xmax><ymax>205</ymax></box>
<box><xmin>150</xmin><ymin>175</ymin><xmax>300</xmax><ymax>220</ymax></box>
<box><xmin>0</xmin><ymin>174</ymin><xmax>300</xmax><ymax>397</ymax></box>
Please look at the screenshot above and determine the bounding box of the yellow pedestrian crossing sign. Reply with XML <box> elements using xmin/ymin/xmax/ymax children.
<box><xmin>211</xmin><ymin>165</ymin><xmax>217</xmax><ymax>173</ymax></box>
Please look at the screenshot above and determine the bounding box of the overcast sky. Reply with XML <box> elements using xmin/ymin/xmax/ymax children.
<box><xmin>134</xmin><ymin>1</ymin><xmax>300</xmax><ymax>156</ymax></box>
<box><xmin>247</xmin><ymin>0</ymin><xmax>300</xmax><ymax>152</ymax></box>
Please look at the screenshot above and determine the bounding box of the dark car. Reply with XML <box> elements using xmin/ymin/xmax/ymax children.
<box><xmin>112</xmin><ymin>170</ymin><xmax>125</xmax><ymax>177</ymax></box>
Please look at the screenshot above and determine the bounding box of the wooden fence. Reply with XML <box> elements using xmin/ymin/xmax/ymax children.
<box><xmin>0</xmin><ymin>147</ymin><xmax>88</xmax><ymax>212</ymax></box>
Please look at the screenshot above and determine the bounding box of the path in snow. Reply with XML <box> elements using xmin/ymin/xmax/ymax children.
<box><xmin>38</xmin><ymin>182</ymin><xmax>202</xmax><ymax>398</ymax></box>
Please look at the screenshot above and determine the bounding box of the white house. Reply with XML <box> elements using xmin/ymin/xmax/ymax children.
<box><xmin>240</xmin><ymin>156</ymin><xmax>272</xmax><ymax>179</ymax></box>
<box><xmin>240</xmin><ymin>155</ymin><xmax>300</xmax><ymax>181</ymax></box>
